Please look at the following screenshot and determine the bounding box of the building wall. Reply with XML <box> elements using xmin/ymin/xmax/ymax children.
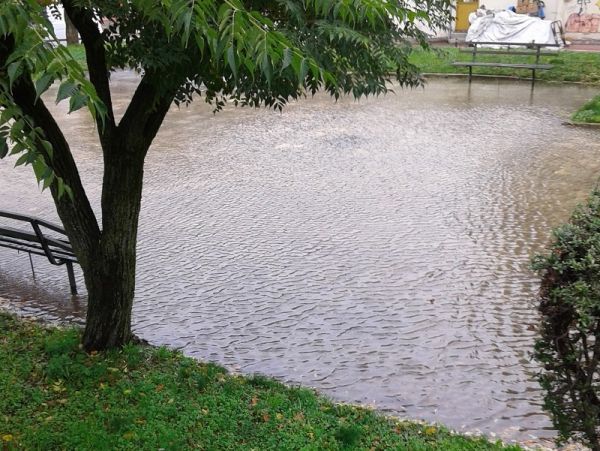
<box><xmin>439</xmin><ymin>0</ymin><xmax>600</xmax><ymax>41</ymax></box>
<box><xmin>561</xmin><ymin>0</ymin><xmax>600</xmax><ymax>39</ymax></box>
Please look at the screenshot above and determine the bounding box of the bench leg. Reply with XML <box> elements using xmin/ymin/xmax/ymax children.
<box><xmin>28</xmin><ymin>254</ymin><xmax>36</xmax><ymax>281</ymax></box>
<box><xmin>531</xmin><ymin>69</ymin><xmax>536</xmax><ymax>88</ymax></box>
<box><xmin>66</xmin><ymin>262</ymin><xmax>77</xmax><ymax>296</ymax></box>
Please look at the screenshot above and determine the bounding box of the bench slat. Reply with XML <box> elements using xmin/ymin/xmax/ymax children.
<box><xmin>467</xmin><ymin>41</ymin><xmax>560</xmax><ymax>47</ymax></box>
<box><xmin>452</xmin><ymin>62</ymin><xmax>553</xmax><ymax>69</ymax></box>
<box><xmin>458</xmin><ymin>49</ymin><xmax>556</xmax><ymax>56</ymax></box>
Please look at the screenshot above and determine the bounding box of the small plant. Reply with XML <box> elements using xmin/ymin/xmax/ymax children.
<box><xmin>533</xmin><ymin>187</ymin><xmax>600</xmax><ymax>450</ymax></box>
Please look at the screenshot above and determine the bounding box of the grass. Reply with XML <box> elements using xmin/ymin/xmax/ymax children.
<box><xmin>0</xmin><ymin>312</ymin><xmax>521</xmax><ymax>450</ymax></box>
<box><xmin>409</xmin><ymin>46</ymin><xmax>600</xmax><ymax>84</ymax></box>
<box><xmin>571</xmin><ymin>94</ymin><xmax>600</xmax><ymax>123</ymax></box>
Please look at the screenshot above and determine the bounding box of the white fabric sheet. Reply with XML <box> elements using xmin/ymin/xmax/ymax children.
<box><xmin>466</xmin><ymin>10</ymin><xmax>558</xmax><ymax>46</ymax></box>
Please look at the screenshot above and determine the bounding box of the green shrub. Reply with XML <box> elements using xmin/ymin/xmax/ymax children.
<box><xmin>572</xmin><ymin>94</ymin><xmax>600</xmax><ymax>123</ymax></box>
<box><xmin>533</xmin><ymin>187</ymin><xmax>600</xmax><ymax>450</ymax></box>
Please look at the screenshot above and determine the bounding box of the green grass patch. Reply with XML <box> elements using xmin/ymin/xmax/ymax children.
<box><xmin>571</xmin><ymin>94</ymin><xmax>600</xmax><ymax>123</ymax></box>
<box><xmin>409</xmin><ymin>47</ymin><xmax>600</xmax><ymax>84</ymax></box>
<box><xmin>0</xmin><ymin>313</ymin><xmax>521</xmax><ymax>450</ymax></box>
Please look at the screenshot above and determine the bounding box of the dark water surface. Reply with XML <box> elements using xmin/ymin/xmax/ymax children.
<box><xmin>2</xmin><ymin>74</ymin><xmax>600</xmax><ymax>441</ymax></box>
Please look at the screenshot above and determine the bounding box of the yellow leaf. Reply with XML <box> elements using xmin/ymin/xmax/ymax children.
<box><xmin>123</xmin><ymin>389</ymin><xmax>132</xmax><ymax>395</ymax></box>
<box><xmin>275</xmin><ymin>413</ymin><xmax>283</xmax><ymax>421</ymax></box>
<box><xmin>424</xmin><ymin>427</ymin><xmax>437</xmax><ymax>435</ymax></box>
<box><xmin>2</xmin><ymin>434</ymin><xmax>14</xmax><ymax>442</ymax></box>
<box><xmin>122</xmin><ymin>431</ymin><xmax>136</xmax><ymax>440</ymax></box>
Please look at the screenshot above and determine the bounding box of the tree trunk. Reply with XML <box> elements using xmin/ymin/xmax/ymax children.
<box><xmin>81</xmin><ymin>145</ymin><xmax>146</xmax><ymax>351</ymax></box>
<box><xmin>65</xmin><ymin>14</ymin><xmax>79</xmax><ymax>45</ymax></box>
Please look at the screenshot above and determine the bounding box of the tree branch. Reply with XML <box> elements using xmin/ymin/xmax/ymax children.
<box><xmin>61</xmin><ymin>0</ymin><xmax>116</xmax><ymax>146</ymax></box>
<box><xmin>117</xmin><ymin>73</ymin><xmax>177</xmax><ymax>152</ymax></box>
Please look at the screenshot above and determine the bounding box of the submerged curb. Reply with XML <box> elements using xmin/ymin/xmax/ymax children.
<box><xmin>562</xmin><ymin>120</ymin><xmax>600</xmax><ymax>128</ymax></box>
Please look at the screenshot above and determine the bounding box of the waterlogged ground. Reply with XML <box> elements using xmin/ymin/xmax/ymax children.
<box><xmin>1</xmin><ymin>74</ymin><xmax>600</xmax><ymax>442</ymax></box>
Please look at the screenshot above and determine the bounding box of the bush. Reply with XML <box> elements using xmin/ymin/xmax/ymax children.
<box><xmin>572</xmin><ymin>95</ymin><xmax>600</xmax><ymax>123</ymax></box>
<box><xmin>533</xmin><ymin>187</ymin><xmax>600</xmax><ymax>450</ymax></box>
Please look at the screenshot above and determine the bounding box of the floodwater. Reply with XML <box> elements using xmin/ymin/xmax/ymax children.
<box><xmin>1</xmin><ymin>74</ymin><xmax>600</xmax><ymax>442</ymax></box>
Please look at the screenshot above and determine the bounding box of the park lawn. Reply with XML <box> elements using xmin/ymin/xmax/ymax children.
<box><xmin>409</xmin><ymin>46</ymin><xmax>600</xmax><ymax>84</ymax></box>
<box><xmin>0</xmin><ymin>312</ymin><xmax>521</xmax><ymax>451</ymax></box>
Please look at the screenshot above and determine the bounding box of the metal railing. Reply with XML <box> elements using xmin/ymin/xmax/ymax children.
<box><xmin>0</xmin><ymin>211</ymin><xmax>78</xmax><ymax>295</ymax></box>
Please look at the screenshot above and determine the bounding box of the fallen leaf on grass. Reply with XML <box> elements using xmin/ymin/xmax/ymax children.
<box><xmin>122</xmin><ymin>431</ymin><xmax>137</xmax><ymax>440</ymax></box>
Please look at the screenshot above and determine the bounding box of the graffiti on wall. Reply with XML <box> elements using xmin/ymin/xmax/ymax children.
<box><xmin>565</xmin><ymin>12</ymin><xmax>600</xmax><ymax>32</ymax></box>
<box><xmin>564</xmin><ymin>0</ymin><xmax>600</xmax><ymax>33</ymax></box>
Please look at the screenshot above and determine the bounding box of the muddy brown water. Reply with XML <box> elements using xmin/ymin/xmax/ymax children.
<box><xmin>1</xmin><ymin>73</ymin><xmax>600</xmax><ymax>442</ymax></box>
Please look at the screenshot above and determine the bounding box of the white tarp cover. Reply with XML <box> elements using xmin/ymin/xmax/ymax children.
<box><xmin>466</xmin><ymin>11</ymin><xmax>558</xmax><ymax>45</ymax></box>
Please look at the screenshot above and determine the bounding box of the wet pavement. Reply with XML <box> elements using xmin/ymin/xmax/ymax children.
<box><xmin>1</xmin><ymin>74</ymin><xmax>600</xmax><ymax>442</ymax></box>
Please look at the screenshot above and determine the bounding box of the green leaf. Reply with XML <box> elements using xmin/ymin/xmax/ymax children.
<box><xmin>281</xmin><ymin>48</ymin><xmax>292</xmax><ymax>71</ymax></box>
<box><xmin>57</xmin><ymin>177</ymin><xmax>65</xmax><ymax>199</ymax></box>
<box><xmin>9</xmin><ymin>142</ymin><xmax>24</xmax><ymax>156</ymax></box>
<box><xmin>32</xmin><ymin>158</ymin><xmax>45</xmax><ymax>182</ymax></box>
<box><xmin>14</xmin><ymin>152</ymin><xmax>29</xmax><ymax>167</ymax></box>
<box><xmin>34</xmin><ymin>74</ymin><xmax>54</xmax><ymax>100</ymax></box>
<box><xmin>42</xmin><ymin>169</ymin><xmax>54</xmax><ymax>190</ymax></box>
<box><xmin>260</xmin><ymin>53</ymin><xmax>272</xmax><ymax>85</ymax></box>
<box><xmin>299</xmin><ymin>58</ymin><xmax>309</xmax><ymax>83</ymax></box>
<box><xmin>7</xmin><ymin>62</ymin><xmax>22</xmax><ymax>87</ymax></box>
<box><xmin>0</xmin><ymin>136</ymin><xmax>7</xmax><ymax>159</ymax></box>
<box><xmin>68</xmin><ymin>93</ymin><xmax>88</xmax><ymax>113</ymax></box>
<box><xmin>227</xmin><ymin>46</ymin><xmax>238</xmax><ymax>80</ymax></box>
<box><xmin>11</xmin><ymin>118</ymin><xmax>24</xmax><ymax>137</ymax></box>
<box><xmin>55</xmin><ymin>81</ymin><xmax>77</xmax><ymax>104</ymax></box>
<box><xmin>64</xmin><ymin>184</ymin><xmax>74</xmax><ymax>201</ymax></box>
<box><xmin>40</xmin><ymin>139</ymin><xmax>53</xmax><ymax>159</ymax></box>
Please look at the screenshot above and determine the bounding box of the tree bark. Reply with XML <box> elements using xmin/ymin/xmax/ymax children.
<box><xmin>81</xmin><ymin>140</ymin><xmax>146</xmax><ymax>350</ymax></box>
<box><xmin>64</xmin><ymin>14</ymin><xmax>79</xmax><ymax>45</ymax></box>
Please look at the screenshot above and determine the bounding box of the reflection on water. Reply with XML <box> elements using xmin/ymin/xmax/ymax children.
<box><xmin>1</xmin><ymin>74</ymin><xmax>600</xmax><ymax>441</ymax></box>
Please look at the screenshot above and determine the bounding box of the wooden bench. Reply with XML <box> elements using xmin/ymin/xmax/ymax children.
<box><xmin>452</xmin><ymin>41</ymin><xmax>560</xmax><ymax>87</ymax></box>
<box><xmin>0</xmin><ymin>211</ymin><xmax>78</xmax><ymax>295</ymax></box>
